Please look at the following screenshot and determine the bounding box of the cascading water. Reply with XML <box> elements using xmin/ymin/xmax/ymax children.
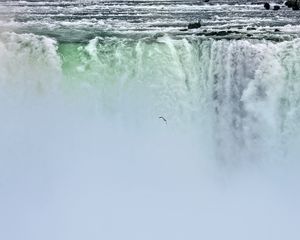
<box><xmin>1</xmin><ymin>1</ymin><xmax>300</xmax><ymax>240</ymax></box>
<box><xmin>2</xmin><ymin>32</ymin><xmax>300</xmax><ymax>162</ymax></box>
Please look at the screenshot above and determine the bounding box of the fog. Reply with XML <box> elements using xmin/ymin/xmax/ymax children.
<box><xmin>0</xmin><ymin>96</ymin><xmax>299</xmax><ymax>240</ymax></box>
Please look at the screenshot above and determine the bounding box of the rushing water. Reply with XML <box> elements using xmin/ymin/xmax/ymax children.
<box><xmin>1</xmin><ymin>1</ymin><xmax>300</xmax><ymax>240</ymax></box>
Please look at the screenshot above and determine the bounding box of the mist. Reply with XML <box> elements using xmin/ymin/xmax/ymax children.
<box><xmin>1</xmin><ymin>30</ymin><xmax>300</xmax><ymax>240</ymax></box>
<box><xmin>0</xmin><ymin>95</ymin><xmax>300</xmax><ymax>240</ymax></box>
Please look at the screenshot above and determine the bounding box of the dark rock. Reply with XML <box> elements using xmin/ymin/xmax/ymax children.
<box><xmin>153</xmin><ymin>33</ymin><xmax>164</xmax><ymax>39</ymax></box>
<box><xmin>273</xmin><ymin>5</ymin><xmax>281</xmax><ymax>10</ymax></box>
<box><xmin>216</xmin><ymin>31</ymin><xmax>229</xmax><ymax>36</ymax></box>
<box><xmin>285</xmin><ymin>1</ymin><xmax>292</xmax><ymax>7</ymax></box>
<box><xmin>204</xmin><ymin>0</ymin><xmax>209</xmax><ymax>2</ymax></box>
<box><xmin>286</xmin><ymin>0</ymin><xmax>300</xmax><ymax>9</ymax></box>
<box><xmin>247</xmin><ymin>27</ymin><xmax>256</xmax><ymax>30</ymax></box>
<box><xmin>274</xmin><ymin>28</ymin><xmax>280</xmax><ymax>32</ymax></box>
<box><xmin>204</xmin><ymin>30</ymin><xmax>240</xmax><ymax>36</ymax></box>
<box><xmin>179</xmin><ymin>29</ymin><xmax>188</xmax><ymax>32</ymax></box>
<box><xmin>264</xmin><ymin>3</ymin><xmax>270</xmax><ymax>9</ymax></box>
<box><xmin>227</xmin><ymin>30</ymin><xmax>240</xmax><ymax>34</ymax></box>
<box><xmin>188</xmin><ymin>21</ymin><xmax>201</xmax><ymax>29</ymax></box>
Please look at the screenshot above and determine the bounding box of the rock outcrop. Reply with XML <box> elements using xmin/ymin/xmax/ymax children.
<box><xmin>285</xmin><ymin>0</ymin><xmax>300</xmax><ymax>10</ymax></box>
<box><xmin>264</xmin><ymin>3</ymin><xmax>270</xmax><ymax>10</ymax></box>
<box><xmin>188</xmin><ymin>21</ymin><xmax>201</xmax><ymax>29</ymax></box>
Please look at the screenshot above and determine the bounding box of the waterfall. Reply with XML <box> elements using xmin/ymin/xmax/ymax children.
<box><xmin>1</xmin><ymin>32</ymin><xmax>300</xmax><ymax>163</ymax></box>
<box><xmin>1</xmin><ymin>31</ymin><xmax>300</xmax><ymax>240</ymax></box>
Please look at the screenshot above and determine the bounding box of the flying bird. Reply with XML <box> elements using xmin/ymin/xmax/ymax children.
<box><xmin>159</xmin><ymin>116</ymin><xmax>167</xmax><ymax>124</ymax></box>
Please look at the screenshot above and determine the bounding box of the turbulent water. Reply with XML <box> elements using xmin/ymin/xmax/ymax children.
<box><xmin>1</xmin><ymin>1</ymin><xmax>300</xmax><ymax>240</ymax></box>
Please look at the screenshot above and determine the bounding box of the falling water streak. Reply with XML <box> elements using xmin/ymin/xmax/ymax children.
<box><xmin>1</xmin><ymin>32</ymin><xmax>300</xmax><ymax>163</ymax></box>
